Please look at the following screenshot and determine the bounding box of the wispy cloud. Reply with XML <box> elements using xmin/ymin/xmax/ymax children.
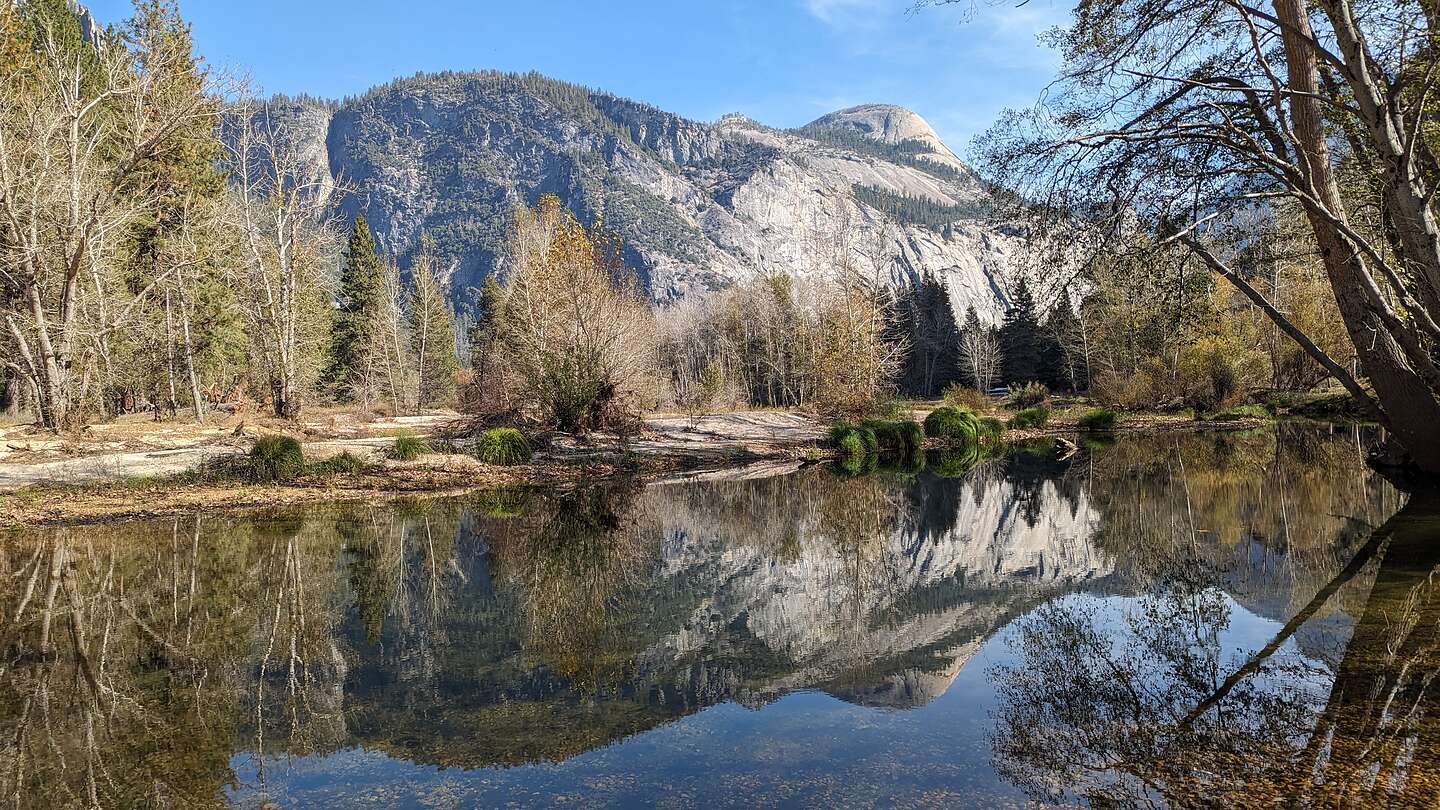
<box><xmin>801</xmin><ymin>0</ymin><xmax>889</xmax><ymax>25</ymax></box>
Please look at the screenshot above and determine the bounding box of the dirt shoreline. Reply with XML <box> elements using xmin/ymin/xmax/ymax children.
<box><xmin>0</xmin><ymin>411</ymin><xmax>1271</xmax><ymax>529</ymax></box>
<box><xmin>0</xmin><ymin>448</ymin><xmax>835</xmax><ymax>529</ymax></box>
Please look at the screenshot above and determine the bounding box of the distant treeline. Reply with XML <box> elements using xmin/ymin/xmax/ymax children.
<box><xmin>851</xmin><ymin>184</ymin><xmax>985</xmax><ymax>230</ymax></box>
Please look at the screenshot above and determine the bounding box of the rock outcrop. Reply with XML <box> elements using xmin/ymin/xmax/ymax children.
<box><xmin>258</xmin><ymin>71</ymin><xmax>1026</xmax><ymax>321</ymax></box>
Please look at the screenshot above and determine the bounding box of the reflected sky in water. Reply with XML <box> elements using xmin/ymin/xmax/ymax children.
<box><xmin>3</xmin><ymin>426</ymin><xmax>1433</xmax><ymax>808</ymax></box>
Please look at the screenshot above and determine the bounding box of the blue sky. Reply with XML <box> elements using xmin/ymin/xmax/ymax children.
<box><xmin>87</xmin><ymin>0</ymin><xmax>1067</xmax><ymax>157</ymax></box>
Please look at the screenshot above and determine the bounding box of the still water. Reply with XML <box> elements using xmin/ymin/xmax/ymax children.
<box><xmin>3</xmin><ymin>426</ymin><xmax>1437</xmax><ymax>808</ymax></box>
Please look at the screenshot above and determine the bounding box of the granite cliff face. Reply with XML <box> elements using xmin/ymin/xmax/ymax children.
<box><xmin>266</xmin><ymin>71</ymin><xmax>1023</xmax><ymax>321</ymax></box>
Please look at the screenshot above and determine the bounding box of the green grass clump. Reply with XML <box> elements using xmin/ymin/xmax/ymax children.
<box><xmin>309</xmin><ymin>451</ymin><xmax>367</xmax><ymax>477</ymax></box>
<box><xmin>924</xmin><ymin>406</ymin><xmax>980</xmax><ymax>442</ymax></box>
<box><xmin>1077</xmin><ymin>408</ymin><xmax>1118</xmax><ymax>431</ymax></box>
<box><xmin>388</xmin><ymin>433</ymin><xmax>431</xmax><ymax>460</ymax></box>
<box><xmin>857</xmin><ymin>418</ymin><xmax>925</xmax><ymax>455</ymax></box>
<box><xmin>476</xmin><ymin>428</ymin><xmax>532</xmax><ymax>465</ymax></box>
<box><xmin>1208</xmin><ymin>404</ymin><xmax>1270</xmax><ymax>422</ymax></box>
<box><xmin>978</xmin><ymin>417</ymin><xmax>1005</xmax><ymax>441</ymax></box>
<box><xmin>900</xmin><ymin>420</ymin><xmax>925</xmax><ymax>454</ymax></box>
<box><xmin>835</xmin><ymin>423</ymin><xmax>864</xmax><ymax>461</ymax></box>
<box><xmin>830</xmin><ymin>422</ymin><xmax>878</xmax><ymax>456</ymax></box>
<box><xmin>248</xmin><ymin>435</ymin><xmax>304</xmax><ymax>482</ymax></box>
<box><xmin>1009</xmin><ymin>407</ymin><xmax>1050</xmax><ymax>429</ymax></box>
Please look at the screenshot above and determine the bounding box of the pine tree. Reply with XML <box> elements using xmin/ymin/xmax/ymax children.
<box><xmin>1042</xmin><ymin>298</ymin><xmax>1084</xmax><ymax>391</ymax></box>
<box><xmin>408</xmin><ymin>239</ymin><xmax>459</xmax><ymax>408</ymax></box>
<box><xmin>327</xmin><ymin>214</ymin><xmax>387</xmax><ymax>401</ymax></box>
<box><xmin>999</xmin><ymin>278</ymin><xmax>1043</xmax><ymax>384</ymax></box>
<box><xmin>17</xmin><ymin>0</ymin><xmax>104</xmax><ymax>96</ymax></box>
<box><xmin>119</xmin><ymin>0</ymin><xmax>228</xmax><ymax>422</ymax></box>
<box><xmin>896</xmin><ymin>273</ymin><xmax>962</xmax><ymax>396</ymax></box>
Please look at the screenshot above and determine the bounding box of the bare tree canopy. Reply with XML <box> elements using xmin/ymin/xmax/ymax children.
<box><xmin>929</xmin><ymin>0</ymin><xmax>1440</xmax><ymax>472</ymax></box>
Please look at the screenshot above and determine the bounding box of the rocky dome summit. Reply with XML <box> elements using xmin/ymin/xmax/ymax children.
<box><xmin>805</xmin><ymin>103</ymin><xmax>961</xmax><ymax>163</ymax></box>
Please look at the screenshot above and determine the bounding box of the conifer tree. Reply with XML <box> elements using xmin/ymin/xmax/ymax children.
<box><xmin>327</xmin><ymin>214</ymin><xmax>387</xmax><ymax>401</ymax></box>
<box><xmin>1042</xmin><ymin>298</ymin><xmax>1084</xmax><ymax>391</ymax></box>
<box><xmin>119</xmin><ymin>0</ymin><xmax>228</xmax><ymax>422</ymax></box>
<box><xmin>896</xmin><ymin>272</ymin><xmax>962</xmax><ymax>396</ymax></box>
<box><xmin>999</xmin><ymin>278</ymin><xmax>1043</xmax><ymax>384</ymax></box>
<box><xmin>407</xmin><ymin>238</ymin><xmax>459</xmax><ymax>408</ymax></box>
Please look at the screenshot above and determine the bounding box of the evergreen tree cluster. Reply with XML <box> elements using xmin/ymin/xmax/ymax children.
<box><xmin>325</xmin><ymin>216</ymin><xmax>460</xmax><ymax>410</ymax></box>
<box><xmin>893</xmin><ymin>273</ymin><xmax>964</xmax><ymax>397</ymax></box>
<box><xmin>998</xmin><ymin>278</ymin><xmax>1083</xmax><ymax>391</ymax></box>
<box><xmin>888</xmin><ymin>275</ymin><xmax>1083</xmax><ymax>398</ymax></box>
<box><xmin>852</xmin><ymin>184</ymin><xmax>982</xmax><ymax>230</ymax></box>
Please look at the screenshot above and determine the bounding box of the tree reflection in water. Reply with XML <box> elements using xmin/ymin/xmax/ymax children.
<box><xmin>0</xmin><ymin>426</ymin><xmax>1429</xmax><ymax>807</ymax></box>
<box><xmin>991</xmin><ymin>476</ymin><xmax>1440</xmax><ymax>808</ymax></box>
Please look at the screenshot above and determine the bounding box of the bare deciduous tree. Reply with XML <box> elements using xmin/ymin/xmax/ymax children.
<box><xmin>481</xmin><ymin>195</ymin><xmax>657</xmax><ymax>432</ymax></box>
<box><xmin>222</xmin><ymin>97</ymin><xmax>338</xmax><ymax>418</ymax></box>
<box><xmin>0</xmin><ymin>9</ymin><xmax>221</xmax><ymax>429</ymax></box>
<box><xmin>959</xmin><ymin>324</ymin><xmax>1001</xmax><ymax>393</ymax></box>
<box><xmin>929</xmin><ymin>0</ymin><xmax>1440</xmax><ymax>471</ymax></box>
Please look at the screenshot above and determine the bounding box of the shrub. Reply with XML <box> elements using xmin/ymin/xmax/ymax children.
<box><xmin>1077</xmin><ymin>408</ymin><xmax>1118</xmax><ymax>431</ymax></box>
<box><xmin>924</xmin><ymin>406</ymin><xmax>980</xmax><ymax>442</ymax></box>
<box><xmin>1006</xmin><ymin>381</ymin><xmax>1050</xmax><ymax>409</ymax></box>
<box><xmin>1009</xmin><ymin>407</ymin><xmax>1050</xmax><ymax>429</ymax></box>
<box><xmin>476</xmin><ymin>428</ymin><xmax>532</xmax><ymax>465</ymax></box>
<box><xmin>942</xmin><ymin>384</ymin><xmax>990</xmax><ymax>412</ymax></box>
<box><xmin>248</xmin><ymin>435</ymin><xmax>304</xmax><ymax>482</ymax></box>
<box><xmin>309</xmin><ymin>451</ymin><xmax>366</xmax><ymax>477</ymax></box>
<box><xmin>1208</xmin><ymin>404</ymin><xmax>1270</xmax><ymax>422</ymax></box>
<box><xmin>388</xmin><ymin>433</ymin><xmax>430</xmax><ymax>460</ymax></box>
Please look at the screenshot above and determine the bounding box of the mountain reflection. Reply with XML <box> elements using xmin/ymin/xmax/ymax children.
<box><xmin>0</xmin><ymin>427</ymin><xmax>1423</xmax><ymax>807</ymax></box>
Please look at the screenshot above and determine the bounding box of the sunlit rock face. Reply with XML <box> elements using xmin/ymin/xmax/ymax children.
<box><xmin>805</xmin><ymin>103</ymin><xmax>970</xmax><ymax>171</ymax></box>
<box><xmin>251</xmin><ymin>72</ymin><xmax>1030</xmax><ymax>322</ymax></box>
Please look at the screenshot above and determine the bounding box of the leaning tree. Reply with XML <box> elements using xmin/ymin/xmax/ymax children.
<box><xmin>931</xmin><ymin>0</ymin><xmax>1440</xmax><ymax>473</ymax></box>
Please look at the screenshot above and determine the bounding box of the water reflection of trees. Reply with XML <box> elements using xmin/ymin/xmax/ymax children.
<box><xmin>989</xmin><ymin>432</ymin><xmax>1437</xmax><ymax>808</ymax></box>
<box><xmin>4</xmin><ymin>428</ymin><xmax>1416</xmax><ymax>806</ymax></box>
<box><xmin>0</xmin><ymin>514</ymin><xmax>351</xmax><ymax>806</ymax></box>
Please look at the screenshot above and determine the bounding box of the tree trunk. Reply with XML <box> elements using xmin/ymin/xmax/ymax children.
<box><xmin>163</xmin><ymin>290</ymin><xmax>179</xmax><ymax>419</ymax></box>
<box><xmin>175</xmin><ymin>278</ymin><xmax>205</xmax><ymax>424</ymax></box>
<box><xmin>1273</xmin><ymin>0</ymin><xmax>1440</xmax><ymax>472</ymax></box>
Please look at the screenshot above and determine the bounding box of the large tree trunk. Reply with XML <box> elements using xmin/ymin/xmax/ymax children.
<box><xmin>1273</xmin><ymin>0</ymin><xmax>1440</xmax><ymax>473</ymax></box>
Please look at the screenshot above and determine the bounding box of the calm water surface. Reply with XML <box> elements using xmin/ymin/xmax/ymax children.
<box><xmin>4</xmin><ymin>426</ymin><xmax>1438</xmax><ymax>808</ymax></box>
